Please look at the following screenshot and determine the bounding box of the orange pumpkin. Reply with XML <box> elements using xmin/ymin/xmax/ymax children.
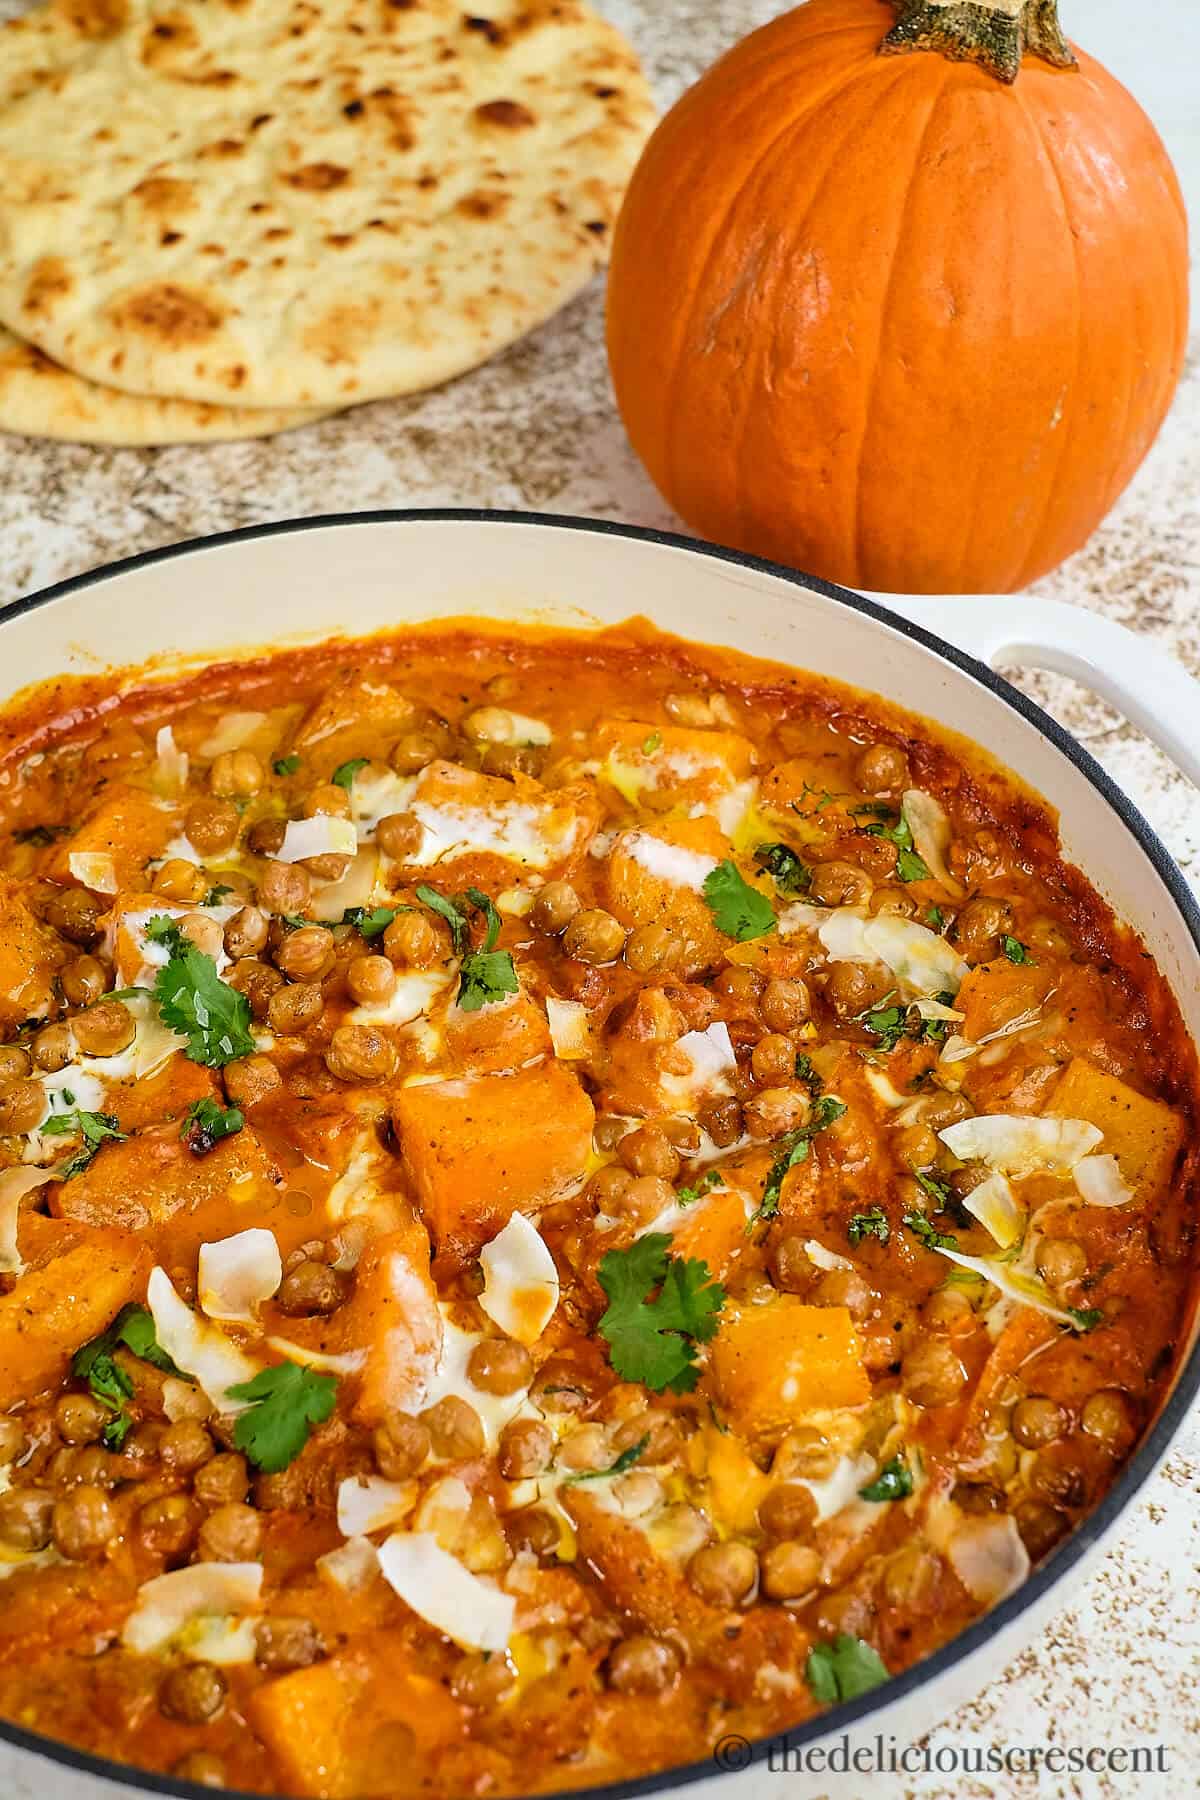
<box><xmin>607</xmin><ymin>0</ymin><xmax>1189</xmax><ymax>593</ymax></box>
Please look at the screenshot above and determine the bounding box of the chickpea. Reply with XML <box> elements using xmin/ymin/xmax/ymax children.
<box><xmin>563</xmin><ymin>909</ymin><xmax>626</xmax><ymax>965</ymax></box>
<box><xmin>54</xmin><ymin>1393</ymin><xmax>109</xmax><ymax>1445</ymax></box>
<box><xmin>276</xmin><ymin>1260</ymin><xmax>345</xmax><ymax>1317</ymax></box>
<box><xmin>823</xmin><ymin>960</ymin><xmax>892</xmax><ymax>1021</ymax></box>
<box><xmin>198</xmin><ymin>1501</ymin><xmax>262</xmax><ymax>1563</ymax></box>
<box><xmin>611</xmin><ymin>1410</ymin><xmax>680</xmax><ymax>1466</ymax></box>
<box><xmin>31</xmin><ymin>1021</ymin><xmax>73</xmax><ymax>1073</ymax></box>
<box><xmin>186</xmin><ymin>799</ymin><xmax>241</xmax><ymax>857</ymax></box>
<box><xmin>274</xmin><ymin>925</ymin><xmax>333</xmax><ymax>981</ymax></box>
<box><xmin>760</xmin><ymin>978</ymin><xmax>811</xmax><ymax>1032</ymax></box>
<box><xmin>304</xmin><ymin>783</ymin><xmax>352</xmax><ymax>821</ymax></box>
<box><xmin>258</xmin><ymin>860</ymin><xmax>312</xmax><ymax>916</ymax></box>
<box><xmin>923</xmin><ymin>1287</ymin><xmax>975</xmax><ymax>1333</ymax></box>
<box><xmin>194</xmin><ymin>1453</ymin><xmax>250</xmax><ymax>1508</ymax></box>
<box><xmin>227</xmin><ymin>958</ymin><xmax>283</xmax><ymax>1023</ymax></box>
<box><xmin>325</xmin><ymin>1024</ymin><xmax>397</xmax><ymax>1084</ymax></box>
<box><xmin>223</xmin><ymin>1054</ymin><xmax>282</xmax><ymax>1111</ymax></box>
<box><xmin>761</xmin><ymin>1539</ymin><xmax>822</xmax><ymax>1600</ymax></box>
<box><xmin>921</xmin><ymin>1092</ymin><xmax>974</xmax><ymax>1131</ymax></box>
<box><xmin>160</xmin><ymin>1420</ymin><xmax>214</xmax><ymax>1475</ymax></box>
<box><xmin>1036</xmin><ymin>1236</ymin><xmax>1087</xmax><ymax>1288</ymax></box>
<box><xmin>751</xmin><ymin>1033</ymin><xmax>796</xmax><ymax>1086</ymax></box>
<box><xmin>586</xmin><ymin>1164</ymin><xmax>635</xmax><ymax>1213</ymax></box>
<box><xmin>1030</xmin><ymin>1457</ymin><xmax>1087</xmax><ymax>1510</ymax></box>
<box><xmin>758</xmin><ymin>1483</ymin><xmax>818</xmax><ymax>1541</ymax></box>
<box><xmin>0</xmin><ymin>1046</ymin><xmax>31</xmax><ymax>1083</ymax></box>
<box><xmin>268</xmin><ymin>982</ymin><xmax>325</xmax><ymax>1036</ymax></box>
<box><xmin>467</xmin><ymin>1340</ymin><xmax>532</xmax><ymax>1396</ymax></box>
<box><xmin>1014</xmin><ymin>1499</ymin><xmax>1069</xmax><ymax>1560</ymax></box>
<box><xmin>870</xmin><ymin>885</ymin><xmax>919</xmax><ymax>919</ymax></box>
<box><xmin>744</xmin><ymin>1086</ymin><xmax>810</xmax><ymax>1141</ymax></box>
<box><xmin>624</xmin><ymin>922</ymin><xmax>680</xmax><ymax>974</ymax></box>
<box><xmin>391</xmin><ymin>719</ymin><xmax>453</xmax><ymax>774</ymax></box>
<box><xmin>60</xmin><ymin>955</ymin><xmax>111</xmax><ymax>1008</ymax></box>
<box><xmin>556</xmin><ymin>1425</ymin><xmax>610</xmax><ymax>1473</ymax></box>
<box><xmin>0</xmin><ymin>1488</ymin><xmax>54</xmax><ymax>1552</ymax></box>
<box><xmin>618</xmin><ymin>1125</ymin><xmax>680</xmax><ymax>1181</ymax></box>
<box><xmin>498</xmin><ymin>1418</ymin><xmax>553</xmax><ymax>1480</ymax></box>
<box><xmin>1080</xmin><ymin>1389</ymin><xmax>1137</xmax><ymax>1457</ymax></box>
<box><xmin>810</xmin><ymin>860</ymin><xmax>874</xmax><ymax>907</ymax></box>
<box><xmin>0</xmin><ymin>1078</ymin><xmax>48</xmax><ymax>1134</ymax></box>
<box><xmin>699</xmin><ymin>1095</ymin><xmax>744</xmax><ymax>1148</ymax></box>
<box><xmin>608</xmin><ymin>1173</ymin><xmax>675</xmax><ymax>1225</ymax></box>
<box><xmin>160</xmin><ymin>1662</ymin><xmax>227</xmax><ymax>1725</ymax></box>
<box><xmin>0</xmin><ymin>1417</ymin><xmax>26</xmax><ymax>1465</ymax></box>
<box><xmin>383</xmin><ymin>910</ymin><xmax>445</xmax><ymax>968</ymax></box>
<box><xmin>45</xmin><ymin>887</ymin><xmax>102</xmax><ymax>944</ymax></box>
<box><xmin>530</xmin><ymin>881</ymin><xmax>580</xmax><ymax>934</ymax></box>
<box><xmin>138</xmin><ymin>1490</ymin><xmax>201</xmax><ymax>1562</ymax></box>
<box><xmin>664</xmin><ymin>690</ymin><xmax>714</xmax><ymax>727</ymax></box>
<box><xmin>224</xmin><ymin>906</ymin><xmax>269</xmax><ymax>960</ymax></box>
<box><xmin>504</xmin><ymin>1508</ymin><xmax>559</xmax><ymax>1557</ymax></box>
<box><xmin>374</xmin><ymin>1413</ymin><xmax>431</xmax><ymax>1480</ymax></box>
<box><xmin>954</xmin><ymin>895</ymin><xmax>1014</xmax><ymax>965</ymax></box>
<box><xmin>211</xmin><ymin>749</ymin><xmax>264</xmax><ymax>798</ymax></box>
<box><xmin>1011</xmin><ymin>1395</ymin><xmax>1068</xmax><ymax>1449</ymax></box>
<box><xmin>451</xmin><ymin>1652</ymin><xmax>518</xmax><ymax>1707</ymax></box>
<box><xmin>1027</xmin><ymin>915</ymin><xmax>1071</xmax><ymax>956</ymax></box>
<box><xmin>881</xmin><ymin>1543</ymin><xmax>941</xmax><ymax>1612</ymax></box>
<box><xmin>529</xmin><ymin>1358</ymin><xmax>592</xmax><ymax>1414</ymax></box>
<box><xmin>952</xmin><ymin>1480</ymin><xmax>1005</xmax><ymax>1515</ymax></box>
<box><xmin>72</xmin><ymin>999</ymin><xmax>135</xmax><ymax>1058</ymax></box>
<box><xmin>713</xmin><ymin>965</ymin><xmax>764</xmax><ymax>1007</ymax></box>
<box><xmin>52</xmin><ymin>1485</ymin><xmax>114</xmax><ymax>1561</ymax></box>
<box><xmin>768</xmin><ymin>1236</ymin><xmax>813</xmax><ymax>1295</ymax></box>
<box><xmin>895</xmin><ymin>1122</ymin><xmax>939</xmax><ymax>1172</ymax></box>
<box><xmin>606</xmin><ymin>1634</ymin><xmax>681</xmax><ymax>1694</ymax></box>
<box><xmin>421</xmin><ymin>1396</ymin><xmax>485</xmax><ymax>1459</ymax></box>
<box><xmin>256</xmin><ymin>1616</ymin><xmax>325</xmax><ymax>1672</ymax></box>
<box><xmin>154</xmin><ymin>859</ymin><xmax>208</xmax><ymax>905</ymax></box>
<box><xmin>688</xmin><ymin>1540</ymin><xmax>757</xmax><ymax>1607</ymax></box>
<box><xmin>811</xmin><ymin>1267</ymin><xmax>877</xmax><ymax>1321</ymax></box>
<box><xmin>347</xmin><ymin>954</ymin><xmax>397</xmax><ymax>1007</ymax></box>
<box><xmin>857</xmin><ymin>743</ymin><xmax>910</xmax><ymax>793</ymax></box>
<box><xmin>376</xmin><ymin>812</ymin><xmax>422</xmax><ymax>860</ymax></box>
<box><xmin>172</xmin><ymin>1751</ymin><xmax>226</xmax><ymax>1789</ymax></box>
<box><xmin>247</xmin><ymin>818</ymin><xmax>287</xmax><ymax>857</ymax></box>
<box><xmin>901</xmin><ymin>1339</ymin><xmax>967</xmax><ymax>1407</ymax></box>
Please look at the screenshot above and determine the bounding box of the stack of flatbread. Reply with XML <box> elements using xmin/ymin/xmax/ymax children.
<box><xmin>0</xmin><ymin>0</ymin><xmax>656</xmax><ymax>445</ymax></box>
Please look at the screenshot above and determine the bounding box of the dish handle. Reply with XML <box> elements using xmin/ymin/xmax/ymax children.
<box><xmin>873</xmin><ymin>592</ymin><xmax>1200</xmax><ymax>791</ymax></box>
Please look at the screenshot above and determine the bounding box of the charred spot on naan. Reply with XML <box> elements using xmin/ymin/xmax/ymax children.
<box><xmin>474</xmin><ymin>98</ymin><xmax>535</xmax><ymax>128</ymax></box>
<box><xmin>107</xmin><ymin>282</ymin><xmax>226</xmax><ymax>345</ymax></box>
<box><xmin>52</xmin><ymin>0</ymin><xmax>126</xmax><ymax>40</ymax></box>
<box><xmin>22</xmin><ymin>258</ymin><xmax>73</xmax><ymax>318</ymax></box>
<box><xmin>285</xmin><ymin>162</ymin><xmax>352</xmax><ymax>191</ymax></box>
<box><xmin>129</xmin><ymin>176</ymin><xmax>196</xmax><ymax>217</ymax></box>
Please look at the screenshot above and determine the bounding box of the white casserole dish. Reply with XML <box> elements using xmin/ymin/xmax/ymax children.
<box><xmin>0</xmin><ymin>511</ymin><xmax>1197</xmax><ymax>1800</ymax></box>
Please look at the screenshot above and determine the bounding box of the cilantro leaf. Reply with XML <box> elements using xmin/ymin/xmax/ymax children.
<box><xmin>42</xmin><ymin>1109</ymin><xmax>127</xmax><ymax>1179</ymax></box>
<box><xmin>794</xmin><ymin>1052</ymin><xmax>823</xmax><ymax>1096</ymax></box>
<box><xmin>181</xmin><ymin>1097</ymin><xmax>244</xmax><ymax>1157</ymax></box>
<box><xmin>806</xmin><ymin>1635</ymin><xmax>890</xmax><ymax>1704</ymax></box>
<box><xmin>1068</xmin><ymin>1305</ymin><xmax>1105</xmax><ymax>1333</ymax></box>
<box><xmin>859</xmin><ymin>1001</ymin><xmax>908</xmax><ymax>1052</ymax></box>
<box><xmin>597</xmin><ymin>1234</ymin><xmax>725</xmax><ymax>1394</ymax></box>
<box><xmin>153</xmin><ymin>939</ymin><xmax>256</xmax><ymax>1068</ymax></box>
<box><xmin>1002</xmin><ymin>935</ymin><xmax>1034</xmax><ymax>965</ymax></box>
<box><xmin>562</xmin><ymin>1434</ymin><xmax>650</xmax><ymax>1484</ymax></box>
<box><xmin>863</xmin><ymin>810</ymin><xmax>930</xmax><ymax>883</ymax></box>
<box><xmin>702</xmin><ymin>860</ymin><xmax>777</xmax><ymax>942</ymax></box>
<box><xmin>858</xmin><ymin>1454</ymin><xmax>914</xmax><ymax>1502</ymax></box>
<box><xmin>676</xmin><ymin>1168</ymin><xmax>721</xmax><ymax>1206</ymax></box>
<box><xmin>203</xmin><ymin>884</ymin><xmax>234</xmax><ymax>906</ymax></box>
<box><xmin>903</xmin><ymin>1210</ymin><xmax>959</xmax><ymax>1252</ymax></box>
<box><xmin>273</xmin><ymin>754</ymin><xmax>302</xmax><ymax>776</ymax></box>
<box><xmin>331</xmin><ymin>758</ymin><xmax>368</xmax><ymax>792</ymax></box>
<box><xmin>755</xmin><ymin>1097</ymin><xmax>848</xmax><ymax>1223</ymax></box>
<box><xmin>642</xmin><ymin>731</ymin><xmax>662</xmax><ymax>755</ymax></box>
<box><xmin>343</xmin><ymin>904</ymin><xmax>402</xmax><ymax>939</ymax></box>
<box><xmin>752</xmin><ymin>842</ymin><xmax>811</xmax><ymax>896</ymax></box>
<box><xmin>914</xmin><ymin>1169</ymin><xmax>955</xmax><ymax>1210</ymax></box>
<box><xmin>847</xmin><ymin>1206</ymin><xmax>890</xmax><ymax>1247</ymax></box>
<box><xmin>457</xmin><ymin>949</ymin><xmax>519</xmax><ymax>1012</ymax></box>
<box><xmin>926</xmin><ymin>905</ymin><xmax>945</xmax><ymax>931</ymax></box>
<box><xmin>144</xmin><ymin>913</ymin><xmax>188</xmax><ymax>951</ymax></box>
<box><xmin>415</xmin><ymin>884</ymin><xmax>469</xmax><ymax>954</ymax></box>
<box><xmin>72</xmin><ymin>1304</ymin><xmax>181</xmax><ymax>1446</ymax></box>
<box><xmin>226</xmin><ymin>1361</ymin><xmax>338</xmax><ymax>1472</ymax></box>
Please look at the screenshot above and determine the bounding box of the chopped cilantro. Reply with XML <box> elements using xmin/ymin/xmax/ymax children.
<box><xmin>144</xmin><ymin>913</ymin><xmax>187</xmax><ymax>950</ymax></box>
<box><xmin>1002</xmin><ymin>935</ymin><xmax>1034</xmax><ymax>965</ymax></box>
<box><xmin>203</xmin><ymin>884</ymin><xmax>234</xmax><ymax>906</ymax></box>
<box><xmin>642</xmin><ymin>731</ymin><xmax>662</xmax><ymax>755</ymax></box>
<box><xmin>858</xmin><ymin>1454</ymin><xmax>914</xmax><ymax>1502</ymax></box>
<box><xmin>903</xmin><ymin>1210</ymin><xmax>959</xmax><ymax>1252</ymax></box>
<box><xmin>152</xmin><ymin>929</ymin><xmax>255</xmax><ymax>1068</ymax></box>
<box><xmin>859</xmin><ymin>1001</ymin><xmax>908</xmax><ymax>1052</ymax></box>
<box><xmin>752</xmin><ymin>842</ymin><xmax>811</xmax><ymax>896</ymax></box>
<box><xmin>755</xmin><ymin>1097</ymin><xmax>847</xmax><ymax>1223</ymax></box>
<box><xmin>806</xmin><ymin>1635</ymin><xmax>890</xmax><ymax>1704</ymax></box>
<box><xmin>847</xmin><ymin>1206</ymin><xmax>890</xmax><ymax>1247</ymax></box>
<box><xmin>273</xmin><ymin>754</ymin><xmax>302</xmax><ymax>776</ymax></box>
<box><xmin>676</xmin><ymin>1168</ymin><xmax>722</xmax><ymax>1206</ymax></box>
<box><xmin>701</xmin><ymin>860</ymin><xmax>777</xmax><ymax>942</ymax></box>
<box><xmin>914</xmin><ymin>1169</ymin><xmax>955</xmax><ymax>1210</ymax></box>
<box><xmin>794</xmin><ymin>1052</ymin><xmax>823</xmax><ymax>1096</ymax></box>
<box><xmin>181</xmin><ymin>1097</ymin><xmax>244</xmax><ymax>1157</ymax></box>
<box><xmin>456</xmin><ymin>887</ymin><xmax>518</xmax><ymax>1012</ymax></box>
<box><xmin>597</xmin><ymin>1234</ymin><xmax>725</xmax><ymax>1395</ymax></box>
<box><xmin>562</xmin><ymin>1434</ymin><xmax>650</xmax><ymax>1484</ymax></box>
<box><xmin>926</xmin><ymin>905</ymin><xmax>945</xmax><ymax>930</ymax></box>
<box><xmin>331</xmin><ymin>758</ymin><xmax>368</xmax><ymax>791</ymax></box>
<box><xmin>863</xmin><ymin>810</ymin><xmax>930</xmax><ymax>883</ymax></box>
<box><xmin>72</xmin><ymin>1304</ymin><xmax>181</xmax><ymax>1449</ymax></box>
<box><xmin>42</xmin><ymin>1109</ymin><xmax>127</xmax><ymax>1180</ymax></box>
<box><xmin>415</xmin><ymin>883</ymin><xmax>469</xmax><ymax>954</ymax></box>
<box><xmin>1068</xmin><ymin>1306</ymin><xmax>1105</xmax><ymax>1333</ymax></box>
<box><xmin>226</xmin><ymin>1361</ymin><xmax>338</xmax><ymax>1472</ymax></box>
<box><xmin>791</xmin><ymin>781</ymin><xmax>838</xmax><ymax>816</ymax></box>
<box><xmin>343</xmin><ymin>904</ymin><xmax>402</xmax><ymax>939</ymax></box>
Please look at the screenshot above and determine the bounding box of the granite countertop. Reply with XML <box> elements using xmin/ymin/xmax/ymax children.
<box><xmin>0</xmin><ymin>1</ymin><xmax>1197</xmax><ymax>1797</ymax></box>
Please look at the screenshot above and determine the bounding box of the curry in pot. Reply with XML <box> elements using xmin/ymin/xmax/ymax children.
<box><xmin>0</xmin><ymin>622</ymin><xmax>1193</xmax><ymax>1795</ymax></box>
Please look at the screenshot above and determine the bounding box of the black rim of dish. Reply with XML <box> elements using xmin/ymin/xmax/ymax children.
<box><xmin>1</xmin><ymin>508</ymin><xmax>1197</xmax><ymax>1800</ymax></box>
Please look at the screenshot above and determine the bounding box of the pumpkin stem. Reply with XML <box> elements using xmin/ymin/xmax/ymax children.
<box><xmin>880</xmin><ymin>1</ymin><xmax>1076</xmax><ymax>84</ymax></box>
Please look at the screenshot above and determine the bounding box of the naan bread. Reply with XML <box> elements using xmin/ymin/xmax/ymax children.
<box><xmin>0</xmin><ymin>326</ymin><xmax>330</xmax><ymax>443</ymax></box>
<box><xmin>0</xmin><ymin>0</ymin><xmax>656</xmax><ymax>409</ymax></box>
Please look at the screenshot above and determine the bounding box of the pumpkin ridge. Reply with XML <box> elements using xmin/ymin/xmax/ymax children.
<box><xmin>849</xmin><ymin>64</ymin><xmax>955</xmax><ymax>587</ymax></box>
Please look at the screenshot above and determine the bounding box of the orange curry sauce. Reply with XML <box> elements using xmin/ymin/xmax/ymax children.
<box><xmin>0</xmin><ymin>621</ymin><xmax>1194</xmax><ymax>1796</ymax></box>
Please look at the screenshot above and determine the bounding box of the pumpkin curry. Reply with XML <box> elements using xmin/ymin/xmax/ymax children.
<box><xmin>0</xmin><ymin>622</ymin><xmax>1193</xmax><ymax>1795</ymax></box>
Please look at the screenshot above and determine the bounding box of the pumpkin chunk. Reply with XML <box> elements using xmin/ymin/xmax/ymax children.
<box><xmin>710</xmin><ymin>1298</ymin><xmax>869</xmax><ymax>1444</ymax></box>
<box><xmin>52</xmin><ymin>1116</ymin><xmax>281</xmax><ymax>1236</ymax></box>
<box><xmin>1045</xmin><ymin>1057</ymin><xmax>1185</xmax><ymax>1201</ymax></box>
<box><xmin>0</xmin><ymin>874</ymin><xmax>64</xmax><ymax>1031</ymax></box>
<box><xmin>46</xmin><ymin>783</ymin><xmax>176</xmax><ymax>893</ymax></box>
<box><xmin>0</xmin><ymin>1215</ymin><xmax>151</xmax><ymax>1408</ymax></box>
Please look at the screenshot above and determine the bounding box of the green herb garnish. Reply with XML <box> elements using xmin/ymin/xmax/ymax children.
<box><xmin>181</xmin><ymin>1097</ymin><xmax>244</xmax><ymax>1157</ymax></box>
<box><xmin>926</xmin><ymin>906</ymin><xmax>945</xmax><ymax>930</ymax></box>
<box><xmin>273</xmin><ymin>754</ymin><xmax>302</xmax><ymax>777</ymax></box>
<box><xmin>150</xmin><ymin>921</ymin><xmax>255</xmax><ymax>1067</ymax></box>
<box><xmin>343</xmin><ymin>904</ymin><xmax>401</xmax><ymax>939</ymax></box>
<box><xmin>676</xmin><ymin>1168</ymin><xmax>722</xmax><ymax>1207</ymax></box>
<box><xmin>203</xmin><ymin>884</ymin><xmax>234</xmax><ymax>906</ymax></box>
<box><xmin>753</xmin><ymin>842</ymin><xmax>811</xmax><ymax>896</ymax></box>
<box><xmin>862</xmin><ymin>808</ymin><xmax>930</xmax><ymax>883</ymax></box>
<box><xmin>226</xmin><ymin>1361</ymin><xmax>338</xmax><ymax>1473</ymax></box>
<box><xmin>806</xmin><ymin>1635</ymin><xmax>890</xmax><ymax>1704</ymax></box>
<box><xmin>331</xmin><ymin>758</ymin><xmax>369</xmax><ymax>792</ymax></box>
<box><xmin>597</xmin><ymin>1234</ymin><xmax>725</xmax><ymax>1395</ymax></box>
<box><xmin>642</xmin><ymin>732</ymin><xmax>662</xmax><ymax>755</ymax></box>
<box><xmin>794</xmin><ymin>1052</ymin><xmax>823</xmax><ymax>1096</ymax></box>
<box><xmin>1001</xmin><ymin>935</ymin><xmax>1034</xmax><ymax>965</ymax></box>
<box><xmin>1068</xmin><ymin>1306</ymin><xmax>1105</xmax><ymax>1333</ymax></box>
<box><xmin>701</xmin><ymin>859</ymin><xmax>777</xmax><ymax>942</ymax></box>
<box><xmin>847</xmin><ymin>1206</ymin><xmax>890</xmax><ymax>1247</ymax></box>
<box><xmin>42</xmin><ymin>1109</ymin><xmax>127</xmax><ymax>1180</ymax></box>
<box><xmin>562</xmin><ymin>1434</ymin><xmax>651</xmax><ymax>1484</ymax></box>
<box><xmin>456</xmin><ymin>887</ymin><xmax>518</xmax><ymax>1012</ymax></box>
<box><xmin>72</xmin><ymin>1304</ymin><xmax>181</xmax><ymax>1449</ymax></box>
<box><xmin>755</xmin><ymin>1096</ymin><xmax>847</xmax><ymax>1223</ymax></box>
<box><xmin>903</xmin><ymin>1210</ymin><xmax>959</xmax><ymax>1252</ymax></box>
<box><xmin>858</xmin><ymin>1455</ymin><xmax>914</xmax><ymax>1502</ymax></box>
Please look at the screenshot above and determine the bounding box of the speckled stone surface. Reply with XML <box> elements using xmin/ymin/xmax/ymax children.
<box><xmin>0</xmin><ymin>2</ymin><xmax>1197</xmax><ymax>1797</ymax></box>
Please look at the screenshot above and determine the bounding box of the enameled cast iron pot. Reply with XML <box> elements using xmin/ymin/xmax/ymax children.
<box><xmin>2</xmin><ymin>512</ymin><xmax>1199</xmax><ymax>1800</ymax></box>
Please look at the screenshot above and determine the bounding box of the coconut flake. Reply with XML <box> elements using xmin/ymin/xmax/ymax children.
<box><xmin>337</xmin><ymin>1475</ymin><xmax>418</xmax><ymax>1537</ymax></box>
<box><xmin>0</xmin><ymin>1166</ymin><xmax>58</xmax><ymax>1275</ymax></box>
<box><xmin>153</xmin><ymin>725</ymin><xmax>189</xmax><ymax>797</ymax></box>
<box><xmin>277</xmin><ymin>816</ymin><xmax>358</xmax><ymax>864</ymax></box>
<box><xmin>198</xmin><ymin>1229</ymin><xmax>282</xmax><ymax>1325</ymax></box>
<box><xmin>963</xmin><ymin>1172</ymin><xmax>1025</xmax><ymax>1250</ymax></box>
<box><xmin>621</xmin><ymin>832</ymin><xmax>717</xmax><ymax>892</ymax></box>
<box><xmin>318</xmin><ymin>1535</ymin><xmax>380</xmax><ymax>1592</ymax></box>
<box><xmin>930</xmin><ymin>1244</ymin><xmax>1086</xmax><ymax>1329</ymax></box>
<box><xmin>799</xmin><ymin>1453</ymin><xmax>876</xmax><ymax>1522</ymax></box>
<box><xmin>804</xmin><ymin>1239</ymin><xmax>853</xmax><ymax>1274</ymax></box>
<box><xmin>265</xmin><ymin>1336</ymin><xmax>365</xmax><ymax>1375</ymax></box>
<box><xmin>861</xmin><ymin>914</ymin><xmax>968</xmax><ymax>996</ymax></box>
<box><xmin>67</xmin><ymin>852</ymin><xmax>118</xmax><ymax>895</ymax></box>
<box><xmin>816</xmin><ymin>909</ymin><xmax>872</xmax><ymax>963</ymax></box>
<box><xmin>147</xmin><ymin>1267</ymin><xmax>259</xmax><ymax>1411</ymax></box>
<box><xmin>939</xmin><ymin>1114</ymin><xmax>1101</xmax><ymax>1179</ymax></box>
<box><xmin>478</xmin><ymin>1214</ymin><xmax>559</xmax><ymax>1346</ymax></box>
<box><xmin>199</xmin><ymin>712</ymin><xmax>268</xmax><ymax>758</ymax></box>
<box><xmin>121</xmin><ymin>1563</ymin><xmax>263</xmax><ymax>1656</ymax></box>
<box><xmin>661</xmin><ymin>1021</ymin><xmax>737</xmax><ymax>1106</ymax></box>
<box><xmin>308</xmin><ymin>845</ymin><xmax>382</xmax><ymax>923</ymax></box>
<box><xmin>901</xmin><ymin>790</ymin><xmax>963</xmax><ymax>897</ymax></box>
<box><xmin>546</xmin><ymin>996</ymin><xmax>591</xmax><ymax>1061</ymax></box>
<box><xmin>377</xmin><ymin>1533</ymin><xmax>515</xmax><ymax>1652</ymax></box>
<box><xmin>1074</xmin><ymin>1154</ymin><xmax>1134</xmax><ymax>1208</ymax></box>
<box><xmin>946</xmin><ymin>1513</ymin><xmax>1030</xmax><ymax>1605</ymax></box>
<box><xmin>940</xmin><ymin>1003</ymin><xmax>1046</xmax><ymax>1065</ymax></box>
